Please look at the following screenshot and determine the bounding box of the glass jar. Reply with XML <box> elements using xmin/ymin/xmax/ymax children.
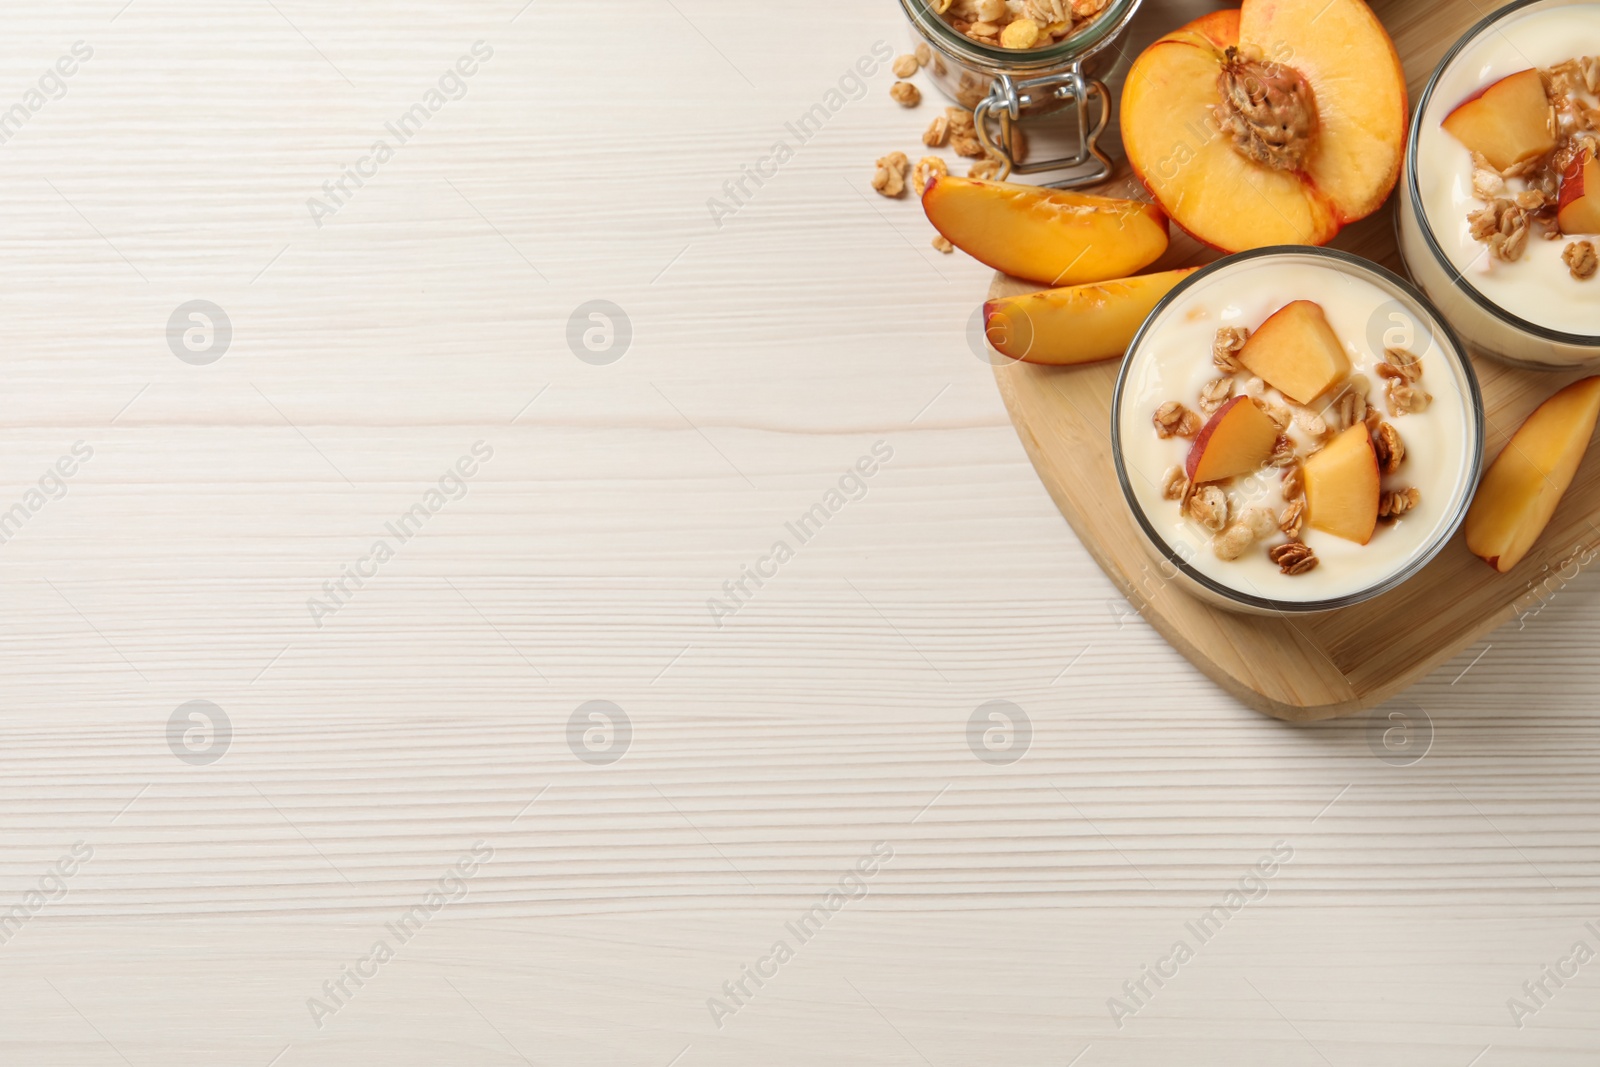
<box><xmin>1398</xmin><ymin>0</ymin><xmax>1600</xmax><ymax>369</ymax></box>
<box><xmin>899</xmin><ymin>0</ymin><xmax>1144</xmax><ymax>186</ymax></box>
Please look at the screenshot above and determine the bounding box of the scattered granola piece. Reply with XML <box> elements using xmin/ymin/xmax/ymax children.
<box><xmin>1377</xmin><ymin>347</ymin><xmax>1422</xmax><ymax>382</ymax></box>
<box><xmin>1469</xmin><ymin>197</ymin><xmax>1532</xmax><ymax>261</ymax></box>
<box><xmin>1281</xmin><ymin>463</ymin><xmax>1304</xmax><ymax>502</ymax></box>
<box><xmin>947</xmin><ymin>107</ymin><xmax>976</xmax><ymax>132</ymax></box>
<box><xmin>871</xmin><ymin>164</ymin><xmax>904</xmax><ymax>198</ymax></box>
<box><xmin>1213</xmin><ymin>522</ymin><xmax>1256</xmax><ymax>562</ymax></box>
<box><xmin>892</xmin><ymin>54</ymin><xmax>920</xmax><ymax>79</ymax></box>
<box><xmin>890</xmin><ymin>81</ymin><xmax>922</xmax><ymax>107</ymax></box>
<box><xmin>1565</xmin><ymin>240</ymin><xmax>1598</xmax><ymax>280</ymax></box>
<box><xmin>1263</xmin><ymin>401</ymin><xmax>1292</xmax><ymax>432</ymax></box>
<box><xmin>1378</xmin><ymin>487</ymin><xmax>1421</xmax><ymax>521</ymax></box>
<box><xmin>923</xmin><ymin>114</ymin><xmax>951</xmax><ymax>148</ymax></box>
<box><xmin>1187</xmin><ymin>485</ymin><xmax>1229</xmax><ymax>532</ymax></box>
<box><xmin>1385</xmin><ymin>378</ymin><xmax>1432</xmax><ymax>417</ymax></box>
<box><xmin>1328</xmin><ymin>375</ymin><xmax>1369</xmax><ymax>431</ymax></box>
<box><xmin>913</xmin><ymin>156</ymin><xmax>947</xmax><ymax>192</ymax></box>
<box><xmin>1268</xmin><ymin>435</ymin><xmax>1298</xmax><ymax>469</ymax></box>
<box><xmin>1161</xmin><ymin>465</ymin><xmax>1187</xmax><ymax>501</ymax></box>
<box><xmin>1293</xmin><ymin>405</ymin><xmax>1328</xmax><ymax>438</ymax></box>
<box><xmin>1471</xmin><ymin>152</ymin><xmax>1506</xmax><ymax>201</ymax></box>
<box><xmin>1269</xmin><ymin>541</ymin><xmax>1318</xmax><ymax>575</ymax></box>
<box><xmin>1154</xmin><ymin>401</ymin><xmax>1202</xmax><ymax>439</ymax></box>
<box><xmin>968</xmin><ymin>159</ymin><xmax>1003</xmax><ymax>180</ymax></box>
<box><xmin>1000</xmin><ymin>18</ymin><xmax>1041</xmax><ymax>49</ymax></box>
<box><xmin>951</xmin><ymin>131</ymin><xmax>987</xmax><ymax>158</ymax></box>
<box><xmin>1278</xmin><ymin>500</ymin><xmax>1305</xmax><ymax>540</ymax></box>
<box><xmin>1373</xmin><ymin>422</ymin><xmax>1405</xmax><ymax>476</ymax></box>
<box><xmin>914</xmin><ymin>43</ymin><xmax>932</xmax><ymax>67</ymax></box>
<box><xmin>931</xmin><ymin>234</ymin><xmax>954</xmax><ymax>254</ymax></box>
<box><xmin>1241</xmin><ymin>506</ymin><xmax>1277</xmax><ymax>540</ymax></box>
<box><xmin>1212</xmin><ymin>326</ymin><xmax>1250</xmax><ymax>373</ymax></box>
<box><xmin>1198</xmin><ymin>377</ymin><xmax>1235</xmax><ymax>415</ymax></box>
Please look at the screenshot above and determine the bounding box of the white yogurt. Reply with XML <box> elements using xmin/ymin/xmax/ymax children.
<box><xmin>1117</xmin><ymin>254</ymin><xmax>1480</xmax><ymax>608</ymax></box>
<box><xmin>1414</xmin><ymin>2</ymin><xmax>1600</xmax><ymax>338</ymax></box>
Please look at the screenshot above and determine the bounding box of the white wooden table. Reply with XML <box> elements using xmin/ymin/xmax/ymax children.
<box><xmin>1</xmin><ymin>0</ymin><xmax>1597</xmax><ymax>1063</ymax></box>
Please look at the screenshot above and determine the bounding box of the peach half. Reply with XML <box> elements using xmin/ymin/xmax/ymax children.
<box><xmin>983</xmin><ymin>268</ymin><xmax>1200</xmax><ymax>365</ymax></box>
<box><xmin>1120</xmin><ymin>0</ymin><xmax>1408</xmax><ymax>252</ymax></box>
<box><xmin>922</xmin><ymin>175</ymin><xmax>1169</xmax><ymax>287</ymax></box>
<box><xmin>1465</xmin><ymin>376</ymin><xmax>1600</xmax><ymax>574</ymax></box>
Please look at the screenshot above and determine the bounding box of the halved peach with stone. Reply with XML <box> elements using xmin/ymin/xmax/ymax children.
<box><xmin>984</xmin><ymin>268</ymin><xmax>1200</xmax><ymax>365</ymax></box>
<box><xmin>1238</xmin><ymin>300</ymin><xmax>1352</xmax><ymax>405</ymax></box>
<box><xmin>1442</xmin><ymin>68</ymin><xmax>1557</xmax><ymax>173</ymax></box>
<box><xmin>1186</xmin><ymin>396</ymin><xmax>1280</xmax><ymax>483</ymax></box>
<box><xmin>1304</xmin><ymin>424</ymin><xmax>1381</xmax><ymax>545</ymax></box>
<box><xmin>1120</xmin><ymin>0</ymin><xmax>1407</xmax><ymax>252</ymax></box>
<box><xmin>1466</xmin><ymin>377</ymin><xmax>1600</xmax><ymax>573</ymax></box>
<box><xmin>922</xmin><ymin>175</ymin><xmax>1169</xmax><ymax>286</ymax></box>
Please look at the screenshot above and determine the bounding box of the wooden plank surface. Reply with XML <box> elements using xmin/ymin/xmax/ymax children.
<box><xmin>0</xmin><ymin>0</ymin><xmax>1598</xmax><ymax>1063</ymax></box>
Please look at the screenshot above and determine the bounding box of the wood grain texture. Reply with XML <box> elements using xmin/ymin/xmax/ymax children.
<box><xmin>991</xmin><ymin>0</ymin><xmax>1600</xmax><ymax>721</ymax></box>
<box><xmin>0</xmin><ymin>0</ymin><xmax>1596</xmax><ymax>1063</ymax></box>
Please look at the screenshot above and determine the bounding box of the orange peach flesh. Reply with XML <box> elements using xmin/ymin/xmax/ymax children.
<box><xmin>1559</xmin><ymin>153</ymin><xmax>1600</xmax><ymax>236</ymax></box>
<box><xmin>922</xmin><ymin>175</ymin><xmax>1169</xmax><ymax>287</ymax></box>
<box><xmin>1442</xmin><ymin>68</ymin><xmax>1558</xmax><ymax>174</ymax></box>
<box><xmin>1238</xmin><ymin>300</ymin><xmax>1353</xmax><ymax>406</ymax></box>
<box><xmin>1120</xmin><ymin>0</ymin><xmax>1407</xmax><ymax>252</ymax></box>
<box><xmin>1186</xmin><ymin>396</ymin><xmax>1281</xmax><ymax>483</ymax></box>
<box><xmin>1303</xmin><ymin>424</ymin><xmax>1381</xmax><ymax>545</ymax></box>
<box><xmin>983</xmin><ymin>268</ymin><xmax>1200</xmax><ymax>366</ymax></box>
<box><xmin>1465</xmin><ymin>377</ymin><xmax>1600</xmax><ymax>573</ymax></box>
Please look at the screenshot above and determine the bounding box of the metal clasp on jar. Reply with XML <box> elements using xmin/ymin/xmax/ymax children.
<box><xmin>974</xmin><ymin>66</ymin><xmax>1111</xmax><ymax>187</ymax></box>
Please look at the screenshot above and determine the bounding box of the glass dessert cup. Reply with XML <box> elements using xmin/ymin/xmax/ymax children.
<box><xmin>1398</xmin><ymin>0</ymin><xmax>1600</xmax><ymax>369</ymax></box>
<box><xmin>1112</xmin><ymin>247</ymin><xmax>1485</xmax><ymax>616</ymax></box>
<box><xmin>898</xmin><ymin>0</ymin><xmax>1143</xmax><ymax>186</ymax></box>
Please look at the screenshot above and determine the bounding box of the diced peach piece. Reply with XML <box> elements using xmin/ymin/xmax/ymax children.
<box><xmin>983</xmin><ymin>268</ymin><xmax>1200</xmax><ymax>365</ymax></box>
<box><xmin>1238</xmin><ymin>300</ymin><xmax>1352</xmax><ymax>406</ymax></box>
<box><xmin>1465</xmin><ymin>376</ymin><xmax>1600</xmax><ymax>573</ymax></box>
<box><xmin>1186</xmin><ymin>396</ymin><xmax>1281</xmax><ymax>483</ymax></box>
<box><xmin>1558</xmin><ymin>151</ymin><xmax>1600</xmax><ymax>236</ymax></box>
<box><xmin>1303</xmin><ymin>424</ymin><xmax>1381</xmax><ymax>545</ymax></box>
<box><xmin>1442</xmin><ymin>68</ymin><xmax>1557</xmax><ymax>173</ymax></box>
<box><xmin>1120</xmin><ymin>0</ymin><xmax>1407</xmax><ymax>252</ymax></box>
<box><xmin>921</xmin><ymin>175</ymin><xmax>1169</xmax><ymax>287</ymax></box>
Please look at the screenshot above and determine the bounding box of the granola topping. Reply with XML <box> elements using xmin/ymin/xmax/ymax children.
<box><xmin>1565</xmin><ymin>239</ymin><xmax>1598</xmax><ymax>280</ymax></box>
<box><xmin>1154</xmin><ymin>401</ymin><xmax>1202</xmax><ymax>439</ymax></box>
<box><xmin>1268</xmin><ymin>541</ymin><xmax>1319</xmax><ymax>575</ymax></box>
<box><xmin>937</xmin><ymin>0</ymin><xmax>1114</xmax><ymax>50</ymax></box>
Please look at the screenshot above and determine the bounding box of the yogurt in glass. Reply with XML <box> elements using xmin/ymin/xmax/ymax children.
<box><xmin>1113</xmin><ymin>248</ymin><xmax>1484</xmax><ymax>614</ymax></box>
<box><xmin>1399</xmin><ymin>0</ymin><xmax>1600</xmax><ymax>368</ymax></box>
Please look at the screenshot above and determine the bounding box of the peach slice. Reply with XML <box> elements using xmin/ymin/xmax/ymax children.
<box><xmin>1303</xmin><ymin>424</ymin><xmax>1381</xmax><ymax>545</ymax></box>
<box><xmin>921</xmin><ymin>175</ymin><xmax>1169</xmax><ymax>287</ymax></box>
<box><xmin>1238</xmin><ymin>300</ymin><xmax>1352</xmax><ymax>405</ymax></box>
<box><xmin>984</xmin><ymin>268</ymin><xmax>1200</xmax><ymax>365</ymax></box>
<box><xmin>1442</xmin><ymin>68</ymin><xmax>1557</xmax><ymax>173</ymax></box>
<box><xmin>1186</xmin><ymin>396</ymin><xmax>1280</xmax><ymax>483</ymax></box>
<box><xmin>1465</xmin><ymin>376</ymin><xmax>1600</xmax><ymax>574</ymax></box>
<box><xmin>1559</xmin><ymin>151</ymin><xmax>1600</xmax><ymax>236</ymax></box>
<box><xmin>1120</xmin><ymin>0</ymin><xmax>1407</xmax><ymax>252</ymax></box>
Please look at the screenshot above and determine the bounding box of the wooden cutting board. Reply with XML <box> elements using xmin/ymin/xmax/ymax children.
<box><xmin>992</xmin><ymin>0</ymin><xmax>1600</xmax><ymax>721</ymax></box>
